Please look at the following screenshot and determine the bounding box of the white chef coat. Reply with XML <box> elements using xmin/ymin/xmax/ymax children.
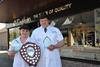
<box><xmin>8</xmin><ymin>37</ymin><xmax>31</xmax><ymax>67</ymax></box>
<box><xmin>31</xmin><ymin>26</ymin><xmax>63</xmax><ymax>67</ymax></box>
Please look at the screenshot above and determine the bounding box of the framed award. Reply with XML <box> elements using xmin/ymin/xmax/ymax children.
<box><xmin>43</xmin><ymin>36</ymin><xmax>52</xmax><ymax>48</ymax></box>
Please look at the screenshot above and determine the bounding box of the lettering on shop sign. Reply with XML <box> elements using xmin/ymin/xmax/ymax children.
<box><xmin>13</xmin><ymin>17</ymin><xmax>32</xmax><ymax>26</ymax></box>
<box><xmin>33</xmin><ymin>3</ymin><xmax>72</xmax><ymax>18</ymax></box>
<box><xmin>13</xmin><ymin>3</ymin><xmax>72</xmax><ymax>25</ymax></box>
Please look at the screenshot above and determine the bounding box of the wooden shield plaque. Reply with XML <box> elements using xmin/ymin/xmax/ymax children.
<box><xmin>20</xmin><ymin>42</ymin><xmax>41</xmax><ymax>66</ymax></box>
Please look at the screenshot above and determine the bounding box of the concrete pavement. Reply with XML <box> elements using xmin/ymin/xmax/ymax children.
<box><xmin>0</xmin><ymin>50</ymin><xmax>100</xmax><ymax>67</ymax></box>
<box><xmin>0</xmin><ymin>51</ymin><xmax>13</xmax><ymax>67</ymax></box>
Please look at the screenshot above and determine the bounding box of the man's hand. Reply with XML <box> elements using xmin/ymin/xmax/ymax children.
<box><xmin>47</xmin><ymin>45</ymin><xmax>55</xmax><ymax>51</ymax></box>
<box><xmin>47</xmin><ymin>40</ymin><xmax>64</xmax><ymax>51</ymax></box>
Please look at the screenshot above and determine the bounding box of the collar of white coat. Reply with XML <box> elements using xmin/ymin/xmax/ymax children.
<box><xmin>40</xmin><ymin>25</ymin><xmax>51</xmax><ymax>30</ymax></box>
<box><xmin>17</xmin><ymin>36</ymin><xmax>30</xmax><ymax>43</ymax></box>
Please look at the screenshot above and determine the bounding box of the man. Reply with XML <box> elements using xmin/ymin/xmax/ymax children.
<box><xmin>31</xmin><ymin>14</ymin><xmax>64</xmax><ymax>67</ymax></box>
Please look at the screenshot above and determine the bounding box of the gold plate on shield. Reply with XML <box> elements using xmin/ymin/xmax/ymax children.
<box><xmin>20</xmin><ymin>42</ymin><xmax>41</xmax><ymax>66</ymax></box>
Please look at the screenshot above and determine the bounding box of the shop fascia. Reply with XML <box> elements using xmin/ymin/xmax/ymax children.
<box><xmin>12</xmin><ymin>3</ymin><xmax>72</xmax><ymax>26</ymax></box>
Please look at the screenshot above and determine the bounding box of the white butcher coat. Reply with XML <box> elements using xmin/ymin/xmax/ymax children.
<box><xmin>31</xmin><ymin>26</ymin><xmax>63</xmax><ymax>67</ymax></box>
<box><xmin>9</xmin><ymin>37</ymin><xmax>31</xmax><ymax>67</ymax></box>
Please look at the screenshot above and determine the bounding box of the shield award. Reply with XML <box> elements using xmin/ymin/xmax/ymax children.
<box><xmin>20</xmin><ymin>42</ymin><xmax>41</xmax><ymax>67</ymax></box>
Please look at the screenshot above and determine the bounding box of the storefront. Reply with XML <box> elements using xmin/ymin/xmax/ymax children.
<box><xmin>58</xmin><ymin>10</ymin><xmax>96</xmax><ymax>47</ymax></box>
<box><xmin>4</xmin><ymin>0</ymin><xmax>100</xmax><ymax>62</ymax></box>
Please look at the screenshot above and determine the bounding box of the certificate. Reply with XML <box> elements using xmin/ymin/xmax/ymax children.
<box><xmin>43</xmin><ymin>36</ymin><xmax>52</xmax><ymax>48</ymax></box>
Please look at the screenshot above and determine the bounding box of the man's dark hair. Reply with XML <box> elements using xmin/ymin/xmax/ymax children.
<box><xmin>39</xmin><ymin>13</ymin><xmax>49</xmax><ymax>19</ymax></box>
<box><xmin>39</xmin><ymin>13</ymin><xmax>51</xmax><ymax>24</ymax></box>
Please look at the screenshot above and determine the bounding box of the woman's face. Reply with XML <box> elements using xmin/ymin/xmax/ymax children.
<box><xmin>40</xmin><ymin>18</ymin><xmax>49</xmax><ymax>28</ymax></box>
<box><xmin>20</xmin><ymin>29</ymin><xmax>30</xmax><ymax>38</ymax></box>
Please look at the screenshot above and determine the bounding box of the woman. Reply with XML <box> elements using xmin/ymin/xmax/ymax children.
<box><xmin>8</xmin><ymin>24</ymin><xmax>31</xmax><ymax>67</ymax></box>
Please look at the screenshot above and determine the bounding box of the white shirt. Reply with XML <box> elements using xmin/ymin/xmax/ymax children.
<box><xmin>31</xmin><ymin>26</ymin><xmax>63</xmax><ymax>67</ymax></box>
<box><xmin>9</xmin><ymin>37</ymin><xmax>31</xmax><ymax>67</ymax></box>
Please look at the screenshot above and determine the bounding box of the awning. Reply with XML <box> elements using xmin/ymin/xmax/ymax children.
<box><xmin>0</xmin><ymin>0</ymin><xmax>100</xmax><ymax>23</ymax></box>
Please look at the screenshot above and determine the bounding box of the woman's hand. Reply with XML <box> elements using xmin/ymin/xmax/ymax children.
<box><xmin>8</xmin><ymin>51</ymin><xmax>16</xmax><ymax>58</ymax></box>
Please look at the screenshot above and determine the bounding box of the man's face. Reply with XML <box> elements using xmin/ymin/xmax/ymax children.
<box><xmin>40</xmin><ymin>18</ymin><xmax>49</xmax><ymax>27</ymax></box>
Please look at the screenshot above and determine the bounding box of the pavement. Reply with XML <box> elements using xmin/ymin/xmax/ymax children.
<box><xmin>62</xmin><ymin>59</ymin><xmax>100</xmax><ymax>67</ymax></box>
<box><xmin>0</xmin><ymin>50</ymin><xmax>100</xmax><ymax>67</ymax></box>
<box><xmin>0</xmin><ymin>51</ymin><xmax>13</xmax><ymax>67</ymax></box>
